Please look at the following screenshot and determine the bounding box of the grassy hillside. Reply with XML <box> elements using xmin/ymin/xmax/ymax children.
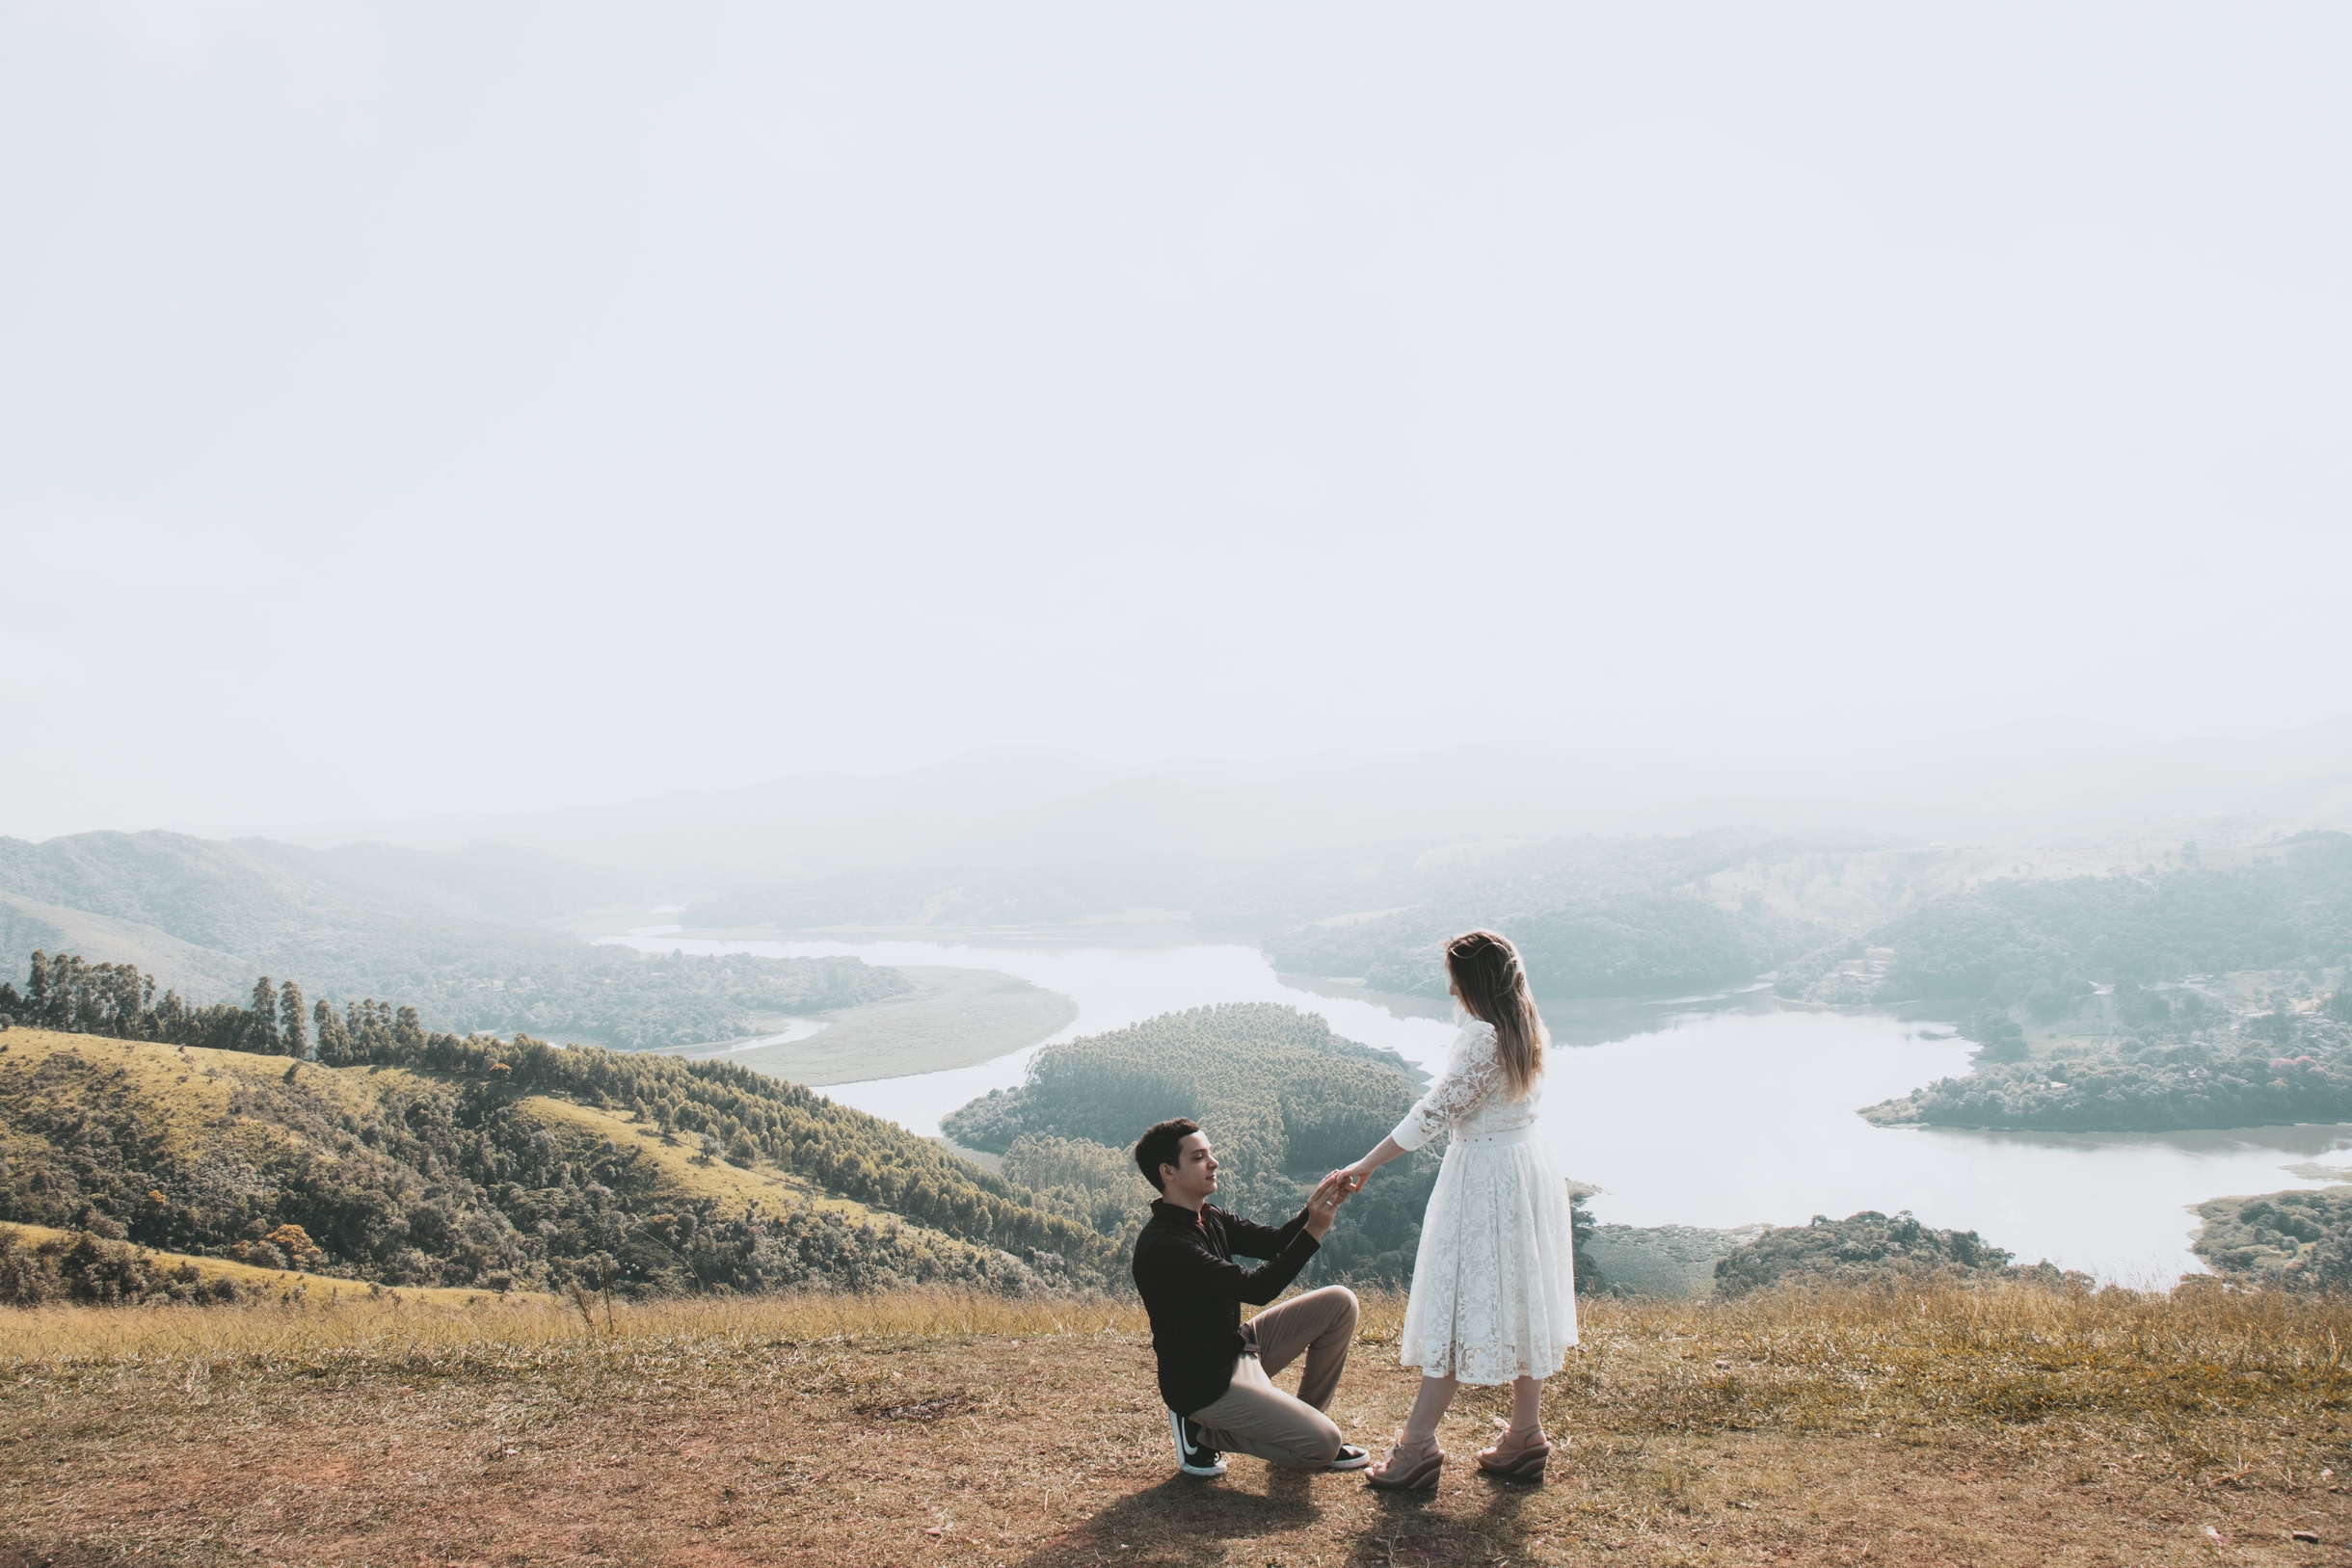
<box><xmin>1</xmin><ymin>1220</ymin><xmax>524</xmax><ymax>1308</ymax></box>
<box><xmin>0</xmin><ymin>1024</ymin><xmax>1112</xmax><ymax>1299</ymax></box>
<box><xmin>0</xmin><ymin>889</ymin><xmax>254</xmax><ymax>1001</ymax></box>
<box><xmin>5</xmin><ymin>1281</ymin><xmax>2347</xmax><ymax>1566</ymax></box>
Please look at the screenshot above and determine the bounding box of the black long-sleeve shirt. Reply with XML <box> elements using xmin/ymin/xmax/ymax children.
<box><xmin>1131</xmin><ymin>1196</ymin><xmax>1322</xmax><ymax>1416</ymax></box>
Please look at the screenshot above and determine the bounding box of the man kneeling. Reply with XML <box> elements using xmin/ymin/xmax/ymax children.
<box><xmin>1131</xmin><ymin>1117</ymin><xmax>1370</xmax><ymax>1477</ymax></box>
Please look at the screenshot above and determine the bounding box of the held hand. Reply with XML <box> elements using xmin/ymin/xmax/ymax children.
<box><xmin>1303</xmin><ymin>1171</ymin><xmax>1351</xmax><ymax>1238</ymax></box>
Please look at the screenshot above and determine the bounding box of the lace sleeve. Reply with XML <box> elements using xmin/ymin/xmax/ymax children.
<box><xmin>1388</xmin><ymin>1023</ymin><xmax>1505</xmax><ymax>1152</ymax></box>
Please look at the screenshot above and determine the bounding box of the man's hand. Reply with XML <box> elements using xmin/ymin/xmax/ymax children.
<box><xmin>1302</xmin><ymin>1169</ymin><xmax>1353</xmax><ymax>1239</ymax></box>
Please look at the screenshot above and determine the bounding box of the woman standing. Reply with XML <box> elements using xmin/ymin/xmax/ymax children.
<box><xmin>1336</xmin><ymin>929</ymin><xmax>1577</xmax><ymax>1488</ymax></box>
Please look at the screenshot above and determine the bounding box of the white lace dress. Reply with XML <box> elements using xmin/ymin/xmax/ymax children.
<box><xmin>1392</xmin><ymin>1018</ymin><xmax>1579</xmax><ymax>1384</ymax></box>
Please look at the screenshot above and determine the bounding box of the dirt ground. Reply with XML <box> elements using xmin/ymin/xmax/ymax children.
<box><xmin>7</xmin><ymin>1323</ymin><xmax>2351</xmax><ymax>1568</ymax></box>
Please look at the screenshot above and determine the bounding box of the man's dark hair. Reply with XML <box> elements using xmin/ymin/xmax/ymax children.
<box><xmin>1133</xmin><ymin>1118</ymin><xmax>1202</xmax><ymax>1193</ymax></box>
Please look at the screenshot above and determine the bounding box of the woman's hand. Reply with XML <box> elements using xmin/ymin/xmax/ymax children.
<box><xmin>1338</xmin><ymin>1137</ymin><xmax>1406</xmax><ymax>1191</ymax></box>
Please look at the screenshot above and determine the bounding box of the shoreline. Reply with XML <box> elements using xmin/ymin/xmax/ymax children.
<box><xmin>694</xmin><ymin>965</ymin><xmax>1078</xmax><ymax>1087</ymax></box>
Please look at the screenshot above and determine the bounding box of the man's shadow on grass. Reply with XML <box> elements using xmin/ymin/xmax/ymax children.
<box><xmin>1005</xmin><ymin>1464</ymin><xmax>1330</xmax><ymax>1568</ymax></box>
<box><xmin>999</xmin><ymin>1464</ymin><xmax>1549</xmax><ymax>1567</ymax></box>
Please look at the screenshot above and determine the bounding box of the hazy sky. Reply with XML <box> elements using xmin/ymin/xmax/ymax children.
<box><xmin>4</xmin><ymin>5</ymin><xmax>2347</xmax><ymax>838</ymax></box>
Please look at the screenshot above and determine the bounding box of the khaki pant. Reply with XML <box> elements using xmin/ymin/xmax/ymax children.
<box><xmin>1187</xmin><ymin>1285</ymin><xmax>1359</xmax><ymax>1468</ymax></box>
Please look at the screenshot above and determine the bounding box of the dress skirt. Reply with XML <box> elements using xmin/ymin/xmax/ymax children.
<box><xmin>1398</xmin><ymin>1126</ymin><xmax>1579</xmax><ymax>1385</ymax></box>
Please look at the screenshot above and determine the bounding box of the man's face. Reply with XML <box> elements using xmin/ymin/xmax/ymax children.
<box><xmin>1161</xmin><ymin>1130</ymin><xmax>1219</xmax><ymax>1202</ymax></box>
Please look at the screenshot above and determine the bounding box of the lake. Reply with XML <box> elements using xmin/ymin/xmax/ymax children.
<box><xmin>601</xmin><ymin>934</ymin><xmax>2352</xmax><ymax>1284</ymax></box>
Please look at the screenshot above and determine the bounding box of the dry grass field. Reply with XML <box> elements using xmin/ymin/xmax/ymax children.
<box><xmin>7</xmin><ymin>1282</ymin><xmax>2352</xmax><ymax>1567</ymax></box>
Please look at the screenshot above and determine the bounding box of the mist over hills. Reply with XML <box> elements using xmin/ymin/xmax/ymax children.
<box><xmin>171</xmin><ymin>719</ymin><xmax>2352</xmax><ymax>883</ymax></box>
<box><xmin>0</xmin><ymin>834</ymin><xmax>899</xmax><ymax>1047</ymax></box>
<box><xmin>8</xmin><ymin>713</ymin><xmax>2349</xmax><ymax>1043</ymax></box>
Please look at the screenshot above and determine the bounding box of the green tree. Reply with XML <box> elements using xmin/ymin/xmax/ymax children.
<box><xmin>279</xmin><ymin>980</ymin><xmax>307</xmax><ymax>1059</ymax></box>
<box><xmin>312</xmin><ymin>997</ymin><xmax>351</xmax><ymax>1065</ymax></box>
<box><xmin>250</xmin><ymin>976</ymin><xmax>279</xmax><ymax>1052</ymax></box>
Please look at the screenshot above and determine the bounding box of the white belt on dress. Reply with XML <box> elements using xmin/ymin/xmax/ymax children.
<box><xmin>1445</xmin><ymin>1123</ymin><xmax>1537</xmax><ymax>1149</ymax></box>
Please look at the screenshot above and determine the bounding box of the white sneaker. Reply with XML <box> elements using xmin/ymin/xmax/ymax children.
<box><xmin>1167</xmin><ymin>1408</ymin><xmax>1227</xmax><ymax>1478</ymax></box>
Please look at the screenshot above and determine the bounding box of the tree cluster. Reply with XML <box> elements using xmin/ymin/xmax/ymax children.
<box><xmin>0</xmin><ymin>1224</ymin><xmax>242</xmax><ymax>1307</ymax></box>
<box><xmin>2193</xmin><ymin>1188</ymin><xmax>2352</xmax><ymax>1290</ymax></box>
<box><xmin>1869</xmin><ymin>1005</ymin><xmax>2352</xmax><ymax>1132</ymax></box>
<box><xmin>0</xmin><ymin>948</ymin><xmax>410</xmax><ymax>1060</ymax></box>
<box><xmin>1712</xmin><ymin>1210</ymin><xmax>2081</xmax><ymax>1296</ymax></box>
<box><xmin>0</xmin><ymin>944</ymin><xmax>914</xmax><ymax>1065</ymax></box>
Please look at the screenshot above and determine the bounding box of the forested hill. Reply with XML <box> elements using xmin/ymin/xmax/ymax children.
<box><xmin>0</xmin><ymin>832</ymin><xmax>905</xmax><ymax>1047</ymax></box>
<box><xmin>1818</xmin><ymin>831</ymin><xmax>2352</xmax><ymax>1134</ymax></box>
<box><xmin>1257</xmin><ymin>833</ymin><xmax>1818</xmax><ymax>998</ymax></box>
<box><xmin>1777</xmin><ymin>830</ymin><xmax>2352</xmax><ymax>1011</ymax></box>
<box><xmin>939</xmin><ymin>1003</ymin><xmax>1590</xmax><ymax>1289</ymax></box>
<box><xmin>0</xmin><ymin>1016</ymin><xmax>1111</xmax><ymax>1302</ymax></box>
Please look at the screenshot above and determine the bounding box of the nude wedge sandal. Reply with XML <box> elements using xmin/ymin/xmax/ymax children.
<box><xmin>1475</xmin><ymin>1430</ymin><xmax>1551</xmax><ymax>1480</ymax></box>
<box><xmin>1365</xmin><ymin>1439</ymin><xmax>1445</xmax><ymax>1491</ymax></box>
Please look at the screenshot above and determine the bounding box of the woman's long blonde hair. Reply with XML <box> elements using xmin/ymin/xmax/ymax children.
<box><xmin>1445</xmin><ymin>929</ymin><xmax>1547</xmax><ymax>1098</ymax></box>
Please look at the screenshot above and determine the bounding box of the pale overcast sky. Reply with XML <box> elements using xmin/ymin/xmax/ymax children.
<box><xmin>3</xmin><ymin>5</ymin><xmax>2347</xmax><ymax>838</ymax></box>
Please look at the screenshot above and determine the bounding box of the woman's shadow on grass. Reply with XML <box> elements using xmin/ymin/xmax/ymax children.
<box><xmin>1003</xmin><ymin>1464</ymin><xmax>1330</xmax><ymax>1567</ymax></box>
<box><xmin>1348</xmin><ymin>1464</ymin><xmax>1549</xmax><ymax>1563</ymax></box>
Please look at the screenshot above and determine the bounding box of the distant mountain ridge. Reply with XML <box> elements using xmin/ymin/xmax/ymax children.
<box><xmin>164</xmin><ymin>721</ymin><xmax>2352</xmax><ymax>878</ymax></box>
<box><xmin>0</xmin><ymin>833</ymin><xmax>903</xmax><ymax>1046</ymax></box>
